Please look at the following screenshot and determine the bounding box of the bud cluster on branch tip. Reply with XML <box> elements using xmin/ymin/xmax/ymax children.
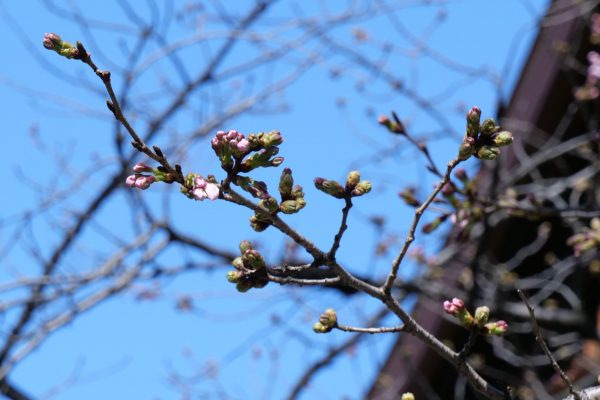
<box><xmin>312</xmin><ymin>308</ymin><xmax>337</xmax><ymax>333</ymax></box>
<box><xmin>314</xmin><ymin>171</ymin><xmax>371</xmax><ymax>199</ymax></box>
<box><xmin>42</xmin><ymin>33</ymin><xmax>81</xmax><ymax>59</ymax></box>
<box><xmin>401</xmin><ymin>393</ymin><xmax>416</xmax><ymax>400</ymax></box>
<box><xmin>378</xmin><ymin>114</ymin><xmax>406</xmax><ymax>135</ymax></box>
<box><xmin>179</xmin><ymin>173</ymin><xmax>220</xmax><ymax>201</ymax></box>
<box><xmin>125</xmin><ymin>163</ymin><xmax>158</xmax><ymax>190</ymax></box>
<box><xmin>457</xmin><ymin>106</ymin><xmax>513</xmax><ymax>161</ymax></box>
<box><xmin>567</xmin><ymin>217</ymin><xmax>600</xmax><ymax>256</ymax></box>
<box><xmin>277</xmin><ymin>168</ymin><xmax>306</xmax><ymax>215</ymax></box>
<box><xmin>211</xmin><ymin>129</ymin><xmax>284</xmax><ymax>173</ymax></box>
<box><xmin>443</xmin><ymin>298</ymin><xmax>508</xmax><ymax>335</ymax></box>
<box><xmin>226</xmin><ymin>241</ymin><xmax>269</xmax><ymax>292</ymax></box>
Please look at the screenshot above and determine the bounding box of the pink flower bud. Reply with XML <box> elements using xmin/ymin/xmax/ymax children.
<box><xmin>443</xmin><ymin>298</ymin><xmax>465</xmax><ymax>315</ymax></box>
<box><xmin>226</xmin><ymin>130</ymin><xmax>239</xmax><ymax>140</ymax></box>
<box><xmin>237</xmin><ymin>138</ymin><xmax>250</xmax><ymax>152</ymax></box>
<box><xmin>132</xmin><ymin>163</ymin><xmax>152</xmax><ymax>173</ymax></box>
<box><xmin>134</xmin><ymin>175</ymin><xmax>155</xmax><ymax>190</ymax></box>
<box><xmin>126</xmin><ymin>175</ymin><xmax>137</xmax><ymax>187</ymax></box>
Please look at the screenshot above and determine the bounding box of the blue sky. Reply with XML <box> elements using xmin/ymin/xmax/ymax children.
<box><xmin>1</xmin><ymin>1</ymin><xmax>549</xmax><ymax>399</ymax></box>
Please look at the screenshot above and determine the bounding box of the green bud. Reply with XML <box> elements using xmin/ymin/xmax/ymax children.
<box><xmin>399</xmin><ymin>188</ymin><xmax>420</xmax><ymax>207</ymax></box>
<box><xmin>479</xmin><ymin>118</ymin><xmax>497</xmax><ymax>136</ymax></box>
<box><xmin>252</xmin><ymin>278</ymin><xmax>269</xmax><ymax>289</ymax></box>
<box><xmin>240</xmin><ymin>147</ymin><xmax>280</xmax><ymax>172</ymax></box>
<box><xmin>259</xmin><ymin>196</ymin><xmax>279</xmax><ymax>213</ymax></box>
<box><xmin>466</xmin><ymin>106</ymin><xmax>481</xmax><ymax>138</ymax></box>
<box><xmin>236</xmin><ymin>280</ymin><xmax>252</xmax><ymax>293</ymax></box>
<box><xmin>314</xmin><ymin>178</ymin><xmax>345</xmax><ymax>199</ymax></box>
<box><xmin>250</xmin><ymin>215</ymin><xmax>270</xmax><ymax>232</ymax></box>
<box><xmin>474</xmin><ymin>306</ymin><xmax>490</xmax><ymax>327</ymax></box>
<box><xmin>345</xmin><ymin>171</ymin><xmax>361</xmax><ymax>190</ymax></box>
<box><xmin>319</xmin><ymin>308</ymin><xmax>338</xmax><ymax>328</ymax></box>
<box><xmin>492</xmin><ymin>131</ymin><xmax>513</xmax><ymax>147</ymax></box>
<box><xmin>351</xmin><ymin>180</ymin><xmax>372</xmax><ymax>197</ymax></box>
<box><xmin>242</xmin><ymin>249</ymin><xmax>266</xmax><ymax>270</ymax></box>
<box><xmin>278</xmin><ymin>168</ymin><xmax>294</xmax><ymax>199</ymax></box>
<box><xmin>280</xmin><ymin>199</ymin><xmax>306</xmax><ymax>214</ymax></box>
<box><xmin>232</xmin><ymin>256</ymin><xmax>245</xmax><ymax>271</ymax></box>
<box><xmin>226</xmin><ymin>270</ymin><xmax>243</xmax><ymax>283</ymax></box>
<box><xmin>476</xmin><ymin>145</ymin><xmax>501</xmax><ymax>160</ymax></box>
<box><xmin>239</xmin><ymin>240</ymin><xmax>253</xmax><ymax>254</ymax></box>
<box><xmin>312</xmin><ymin>322</ymin><xmax>331</xmax><ymax>333</ymax></box>
<box><xmin>458</xmin><ymin>137</ymin><xmax>475</xmax><ymax>160</ymax></box>
<box><xmin>260</xmin><ymin>130</ymin><xmax>284</xmax><ymax>147</ymax></box>
<box><xmin>422</xmin><ymin>214</ymin><xmax>449</xmax><ymax>234</ymax></box>
<box><xmin>270</xmin><ymin>156</ymin><xmax>284</xmax><ymax>167</ymax></box>
<box><xmin>484</xmin><ymin>320</ymin><xmax>509</xmax><ymax>336</ymax></box>
<box><xmin>291</xmin><ymin>185</ymin><xmax>305</xmax><ymax>199</ymax></box>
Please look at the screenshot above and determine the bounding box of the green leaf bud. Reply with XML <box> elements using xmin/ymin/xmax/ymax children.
<box><xmin>314</xmin><ymin>178</ymin><xmax>345</xmax><ymax>199</ymax></box>
<box><xmin>226</xmin><ymin>270</ymin><xmax>243</xmax><ymax>283</ymax></box>
<box><xmin>259</xmin><ymin>196</ymin><xmax>279</xmax><ymax>213</ymax></box>
<box><xmin>280</xmin><ymin>199</ymin><xmax>306</xmax><ymax>214</ymax></box>
<box><xmin>232</xmin><ymin>256</ymin><xmax>245</xmax><ymax>271</ymax></box>
<box><xmin>250</xmin><ymin>215</ymin><xmax>270</xmax><ymax>232</ymax></box>
<box><xmin>476</xmin><ymin>145</ymin><xmax>501</xmax><ymax>160</ymax></box>
<box><xmin>345</xmin><ymin>170</ymin><xmax>361</xmax><ymax>190</ymax></box>
<box><xmin>474</xmin><ymin>306</ymin><xmax>490</xmax><ymax>327</ymax></box>
<box><xmin>479</xmin><ymin>118</ymin><xmax>497</xmax><ymax>136</ymax></box>
<box><xmin>351</xmin><ymin>180</ymin><xmax>372</xmax><ymax>197</ymax></box>
<box><xmin>278</xmin><ymin>168</ymin><xmax>294</xmax><ymax>199</ymax></box>
<box><xmin>239</xmin><ymin>240</ymin><xmax>253</xmax><ymax>254</ymax></box>
<box><xmin>492</xmin><ymin>131</ymin><xmax>513</xmax><ymax>147</ymax></box>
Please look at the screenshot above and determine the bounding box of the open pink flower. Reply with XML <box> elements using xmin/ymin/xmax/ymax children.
<box><xmin>192</xmin><ymin>176</ymin><xmax>219</xmax><ymax>201</ymax></box>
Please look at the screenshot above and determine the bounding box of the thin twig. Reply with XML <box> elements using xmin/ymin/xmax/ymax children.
<box><xmin>328</xmin><ymin>196</ymin><xmax>353</xmax><ymax>259</ymax></box>
<box><xmin>517</xmin><ymin>290</ymin><xmax>582</xmax><ymax>400</ymax></box>
<box><xmin>336</xmin><ymin>323</ymin><xmax>404</xmax><ymax>334</ymax></box>
<box><xmin>382</xmin><ymin>158</ymin><xmax>461</xmax><ymax>295</ymax></box>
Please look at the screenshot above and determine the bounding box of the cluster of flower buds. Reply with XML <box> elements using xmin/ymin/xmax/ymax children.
<box><xmin>314</xmin><ymin>171</ymin><xmax>372</xmax><ymax>199</ymax></box>
<box><xmin>277</xmin><ymin>168</ymin><xmax>306</xmax><ymax>214</ymax></box>
<box><xmin>458</xmin><ymin>106</ymin><xmax>513</xmax><ymax>161</ymax></box>
<box><xmin>443</xmin><ymin>298</ymin><xmax>508</xmax><ymax>336</ymax></box>
<box><xmin>241</xmin><ymin>168</ymin><xmax>307</xmax><ymax>232</ymax></box>
<box><xmin>312</xmin><ymin>308</ymin><xmax>337</xmax><ymax>333</ymax></box>
<box><xmin>125</xmin><ymin>163</ymin><xmax>161</xmax><ymax>190</ymax></box>
<box><xmin>567</xmin><ymin>217</ymin><xmax>600</xmax><ymax>256</ymax></box>
<box><xmin>211</xmin><ymin>129</ymin><xmax>283</xmax><ymax>172</ymax></box>
<box><xmin>180</xmin><ymin>173</ymin><xmax>220</xmax><ymax>201</ymax></box>
<box><xmin>226</xmin><ymin>241</ymin><xmax>269</xmax><ymax>292</ymax></box>
<box><xmin>42</xmin><ymin>33</ymin><xmax>82</xmax><ymax>59</ymax></box>
<box><xmin>575</xmin><ymin>51</ymin><xmax>600</xmax><ymax>101</ymax></box>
